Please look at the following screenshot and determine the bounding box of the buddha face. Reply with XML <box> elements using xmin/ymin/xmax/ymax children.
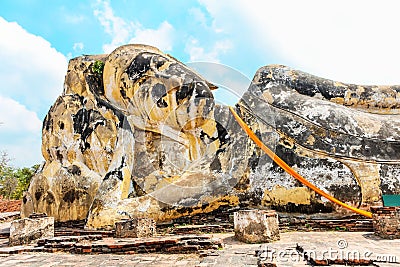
<box><xmin>103</xmin><ymin>46</ymin><xmax>216</xmax><ymax>135</ymax></box>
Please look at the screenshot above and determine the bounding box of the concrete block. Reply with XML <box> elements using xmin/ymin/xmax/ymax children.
<box><xmin>234</xmin><ymin>210</ymin><xmax>280</xmax><ymax>243</ymax></box>
<box><xmin>115</xmin><ymin>218</ymin><xmax>156</xmax><ymax>238</ymax></box>
<box><xmin>9</xmin><ymin>217</ymin><xmax>54</xmax><ymax>246</ymax></box>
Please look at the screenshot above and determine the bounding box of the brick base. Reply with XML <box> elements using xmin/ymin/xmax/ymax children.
<box><xmin>371</xmin><ymin>206</ymin><xmax>400</xmax><ymax>239</ymax></box>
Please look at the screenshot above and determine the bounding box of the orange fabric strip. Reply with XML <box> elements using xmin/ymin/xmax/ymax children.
<box><xmin>229</xmin><ymin>106</ymin><xmax>372</xmax><ymax>218</ymax></box>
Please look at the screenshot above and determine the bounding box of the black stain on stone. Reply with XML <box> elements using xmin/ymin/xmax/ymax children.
<box><xmin>237</xmin><ymin>188</ymin><xmax>264</xmax><ymax>206</ymax></box>
<box><xmin>103</xmin><ymin>156</ymin><xmax>126</xmax><ymax>181</ymax></box>
<box><xmin>119</xmin><ymin>75</ymin><xmax>130</xmax><ymax>99</ymax></box>
<box><xmin>72</xmin><ymin>108</ymin><xmax>105</xmax><ymax>151</ymax></box>
<box><xmin>157</xmin><ymin>96</ymin><xmax>168</xmax><ymax>108</ymax></box>
<box><xmin>128</xmin><ymin>179</ymin><xmax>146</xmax><ymax>198</ymax></box>
<box><xmin>379</xmin><ymin>165</ymin><xmax>400</xmax><ymax>195</ymax></box>
<box><xmin>216</xmin><ymin>121</ymin><xmax>230</xmax><ymax>151</ymax></box>
<box><xmin>272</xmin><ymin>145</ymin><xmax>298</xmax><ymax>172</ymax></box>
<box><xmin>287</xmin><ymin>75</ymin><xmax>319</xmax><ymax>97</ymax></box>
<box><xmin>96</xmin><ymin>98</ymin><xmax>125</xmax><ymax>128</ymax></box>
<box><xmin>43</xmin><ymin>115</ymin><xmax>53</xmax><ymax>132</ymax></box>
<box><xmin>176</xmin><ymin>82</ymin><xmax>195</xmax><ymax>105</ymax></box>
<box><xmin>158</xmin><ymin>151</ymin><xmax>165</xmax><ymax>169</ymax></box>
<box><xmin>162</xmin><ymin>62</ymin><xmax>188</xmax><ymax>77</ymax></box>
<box><xmin>272</xmin><ymin>202</ymin><xmax>333</xmax><ymax>214</ymax></box>
<box><xmin>43</xmin><ymin>96</ymin><xmax>66</xmax><ymax>132</ymax></box>
<box><xmin>45</xmin><ymin>191</ymin><xmax>55</xmax><ymax>204</ymax></box>
<box><xmin>56</xmin><ymin>149</ymin><xmax>63</xmax><ymax>162</ymax></box>
<box><xmin>127</xmin><ymin>53</ymin><xmax>151</xmax><ymax>83</ymax></box>
<box><xmin>35</xmin><ymin>190</ymin><xmax>43</xmax><ymax>201</ymax></box>
<box><xmin>62</xmin><ymin>189</ymin><xmax>88</xmax><ymax>204</ymax></box>
<box><xmin>194</xmin><ymin>82</ymin><xmax>213</xmax><ymax>106</ymax></box>
<box><xmin>328</xmin><ymin>184</ymin><xmax>361</xmax><ymax>203</ymax></box>
<box><xmin>73</xmin><ymin>109</ymin><xmax>89</xmax><ymax>139</ymax></box>
<box><xmin>200</xmin><ymin>121</ymin><xmax>230</xmax><ymax>157</ymax></box>
<box><xmin>127</xmin><ymin>52</ymin><xmax>169</xmax><ymax>83</ymax></box>
<box><xmin>152</xmin><ymin>83</ymin><xmax>166</xmax><ymax>99</ymax></box>
<box><xmin>68</xmin><ymin>165</ymin><xmax>81</xmax><ymax>176</ymax></box>
<box><xmin>85</xmin><ymin>74</ymin><xmax>104</xmax><ymax>96</ymax></box>
<box><xmin>210</xmin><ymin>156</ymin><xmax>221</xmax><ymax>171</ymax></box>
<box><xmin>151</xmin><ymin>83</ymin><xmax>168</xmax><ymax>108</ymax></box>
<box><xmin>120</xmin><ymin>87</ymin><xmax>127</xmax><ymax>99</ymax></box>
<box><xmin>152</xmin><ymin>54</ymin><xmax>167</xmax><ymax>69</ymax></box>
<box><xmin>248</xmin><ymin>149</ymin><xmax>260</xmax><ymax>172</ymax></box>
<box><xmin>258</xmin><ymin>67</ymin><xmax>347</xmax><ymax>100</ymax></box>
<box><xmin>177</xmin><ymin>79</ymin><xmax>214</xmax><ymax>110</ymax></box>
<box><xmin>63</xmin><ymin>189</ymin><xmax>78</xmax><ymax>203</ymax></box>
<box><xmin>103</xmin><ymin>169</ymin><xmax>123</xmax><ymax>181</ymax></box>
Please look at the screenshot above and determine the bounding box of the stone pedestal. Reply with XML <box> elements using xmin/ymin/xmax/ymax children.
<box><xmin>9</xmin><ymin>217</ymin><xmax>54</xmax><ymax>246</ymax></box>
<box><xmin>234</xmin><ymin>210</ymin><xmax>280</xmax><ymax>243</ymax></box>
<box><xmin>115</xmin><ymin>218</ymin><xmax>156</xmax><ymax>238</ymax></box>
<box><xmin>371</xmin><ymin>206</ymin><xmax>400</xmax><ymax>239</ymax></box>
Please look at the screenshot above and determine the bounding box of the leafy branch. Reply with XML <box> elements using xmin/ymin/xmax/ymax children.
<box><xmin>92</xmin><ymin>60</ymin><xmax>105</xmax><ymax>75</ymax></box>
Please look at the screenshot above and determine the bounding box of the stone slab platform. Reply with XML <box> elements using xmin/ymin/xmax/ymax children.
<box><xmin>0</xmin><ymin>232</ymin><xmax>399</xmax><ymax>266</ymax></box>
<box><xmin>0</xmin><ymin>234</ymin><xmax>222</xmax><ymax>255</ymax></box>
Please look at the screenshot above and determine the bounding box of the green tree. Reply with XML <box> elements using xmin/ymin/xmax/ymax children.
<box><xmin>12</xmin><ymin>165</ymin><xmax>39</xmax><ymax>199</ymax></box>
<box><xmin>0</xmin><ymin>151</ymin><xmax>16</xmax><ymax>199</ymax></box>
<box><xmin>0</xmin><ymin>151</ymin><xmax>10</xmax><ymax>171</ymax></box>
<box><xmin>0</xmin><ymin>151</ymin><xmax>39</xmax><ymax>200</ymax></box>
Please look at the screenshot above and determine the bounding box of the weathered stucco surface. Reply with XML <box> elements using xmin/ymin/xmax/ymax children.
<box><xmin>21</xmin><ymin>45</ymin><xmax>400</xmax><ymax>229</ymax></box>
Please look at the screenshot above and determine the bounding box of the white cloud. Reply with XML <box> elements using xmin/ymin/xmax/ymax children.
<box><xmin>183</xmin><ymin>5</ymin><xmax>234</xmax><ymax>67</ymax></box>
<box><xmin>129</xmin><ymin>21</ymin><xmax>174</xmax><ymax>52</ymax></box>
<box><xmin>94</xmin><ymin>0</ymin><xmax>175</xmax><ymax>53</ymax></box>
<box><xmin>0</xmin><ymin>17</ymin><xmax>67</xmax><ymax>167</ymax></box>
<box><xmin>189</xmin><ymin>8</ymin><xmax>208</xmax><ymax>28</ymax></box>
<box><xmin>0</xmin><ymin>96</ymin><xmax>43</xmax><ymax>167</ymax></box>
<box><xmin>93</xmin><ymin>0</ymin><xmax>132</xmax><ymax>52</ymax></box>
<box><xmin>185</xmin><ymin>38</ymin><xmax>232</xmax><ymax>62</ymax></box>
<box><xmin>1</xmin><ymin>135</ymin><xmax>43</xmax><ymax>168</ymax></box>
<box><xmin>0</xmin><ymin>96</ymin><xmax>42</xmax><ymax>134</ymax></box>
<box><xmin>0</xmin><ymin>17</ymin><xmax>67</xmax><ymax>117</ymax></box>
<box><xmin>73</xmin><ymin>42</ymin><xmax>84</xmax><ymax>53</ymax></box>
<box><xmin>199</xmin><ymin>0</ymin><xmax>400</xmax><ymax>85</ymax></box>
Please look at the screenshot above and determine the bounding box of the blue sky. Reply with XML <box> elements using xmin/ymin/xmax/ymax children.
<box><xmin>1</xmin><ymin>0</ymin><xmax>400</xmax><ymax>167</ymax></box>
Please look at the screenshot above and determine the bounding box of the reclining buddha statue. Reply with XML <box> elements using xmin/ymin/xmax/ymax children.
<box><xmin>21</xmin><ymin>44</ymin><xmax>400</xmax><ymax>229</ymax></box>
